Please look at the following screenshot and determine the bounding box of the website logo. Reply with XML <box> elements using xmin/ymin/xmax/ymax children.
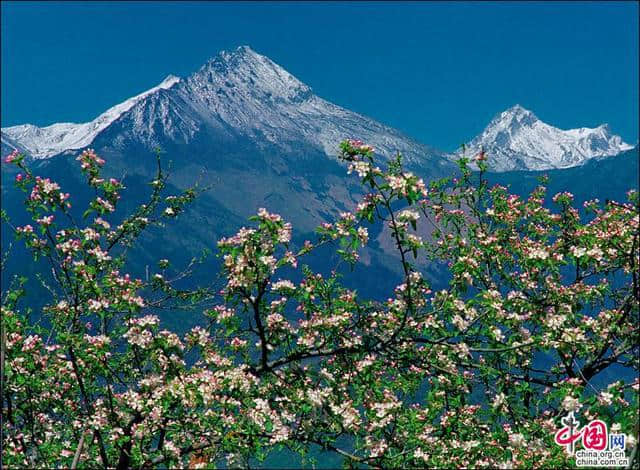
<box><xmin>554</xmin><ymin>412</ymin><xmax>629</xmax><ymax>467</ymax></box>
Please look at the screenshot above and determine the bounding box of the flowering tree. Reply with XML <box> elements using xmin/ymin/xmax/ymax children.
<box><xmin>2</xmin><ymin>142</ymin><xmax>638</xmax><ymax>469</ymax></box>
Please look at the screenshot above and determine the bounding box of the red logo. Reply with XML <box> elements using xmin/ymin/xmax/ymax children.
<box><xmin>554</xmin><ymin>412</ymin><xmax>609</xmax><ymax>455</ymax></box>
<box><xmin>555</xmin><ymin>412</ymin><xmax>583</xmax><ymax>455</ymax></box>
<box><xmin>582</xmin><ymin>420</ymin><xmax>608</xmax><ymax>451</ymax></box>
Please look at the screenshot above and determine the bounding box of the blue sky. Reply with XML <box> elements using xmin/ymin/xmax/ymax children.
<box><xmin>1</xmin><ymin>1</ymin><xmax>638</xmax><ymax>151</ymax></box>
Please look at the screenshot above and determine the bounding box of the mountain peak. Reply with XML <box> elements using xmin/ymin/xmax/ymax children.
<box><xmin>598</xmin><ymin>123</ymin><xmax>611</xmax><ymax>133</ymax></box>
<box><xmin>505</xmin><ymin>104</ymin><xmax>531</xmax><ymax>115</ymax></box>
<box><xmin>191</xmin><ymin>46</ymin><xmax>312</xmax><ymax>103</ymax></box>
<box><xmin>492</xmin><ymin>104</ymin><xmax>539</xmax><ymax>130</ymax></box>
<box><xmin>454</xmin><ymin>106</ymin><xmax>632</xmax><ymax>171</ymax></box>
<box><xmin>159</xmin><ymin>74</ymin><xmax>181</xmax><ymax>88</ymax></box>
<box><xmin>210</xmin><ymin>45</ymin><xmax>260</xmax><ymax>64</ymax></box>
<box><xmin>232</xmin><ymin>44</ymin><xmax>258</xmax><ymax>56</ymax></box>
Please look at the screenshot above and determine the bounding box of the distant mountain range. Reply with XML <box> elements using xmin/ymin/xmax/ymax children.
<box><xmin>1</xmin><ymin>46</ymin><xmax>634</xmax><ymax>172</ymax></box>
<box><xmin>1</xmin><ymin>46</ymin><xmax>638</xmax><ymax>317</ymax></box>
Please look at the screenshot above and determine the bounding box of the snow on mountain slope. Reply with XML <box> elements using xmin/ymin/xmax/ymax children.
<box><xmin>1</xmin><ymin>46</ymin><xmax>443</xmax><ymax>168</ymax></box>
<box><xmin>1</xmin><ymin>75</ymin><xmax>181</xmax><ymax>159</ymax></box>
<box><xmin>452</xmin><ymin>105</ymin><xmax>633</xmax><ymax>171</ymax></box>
<box><xmin>176</xmin><ymin>46</ymin><xmax>439</xmax><ymax>163</ymax></box>
<box><xmin>6</xmin><ymin>48</ymin><xmax>629</xmax><ymax>174</ymax></box>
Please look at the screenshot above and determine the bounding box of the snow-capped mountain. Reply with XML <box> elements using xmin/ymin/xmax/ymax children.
<box><xmin>2</xmin><ymin>47</ymin><xmax>637</xmax><ymax>307</ymax></box>
<box><xmin>452</xmin><ymin>104</ymin><xmax>633</xmax><ymax>172</ymax></box>
<box><xmin>5</xmin><ymin>49</ymin><xmax>631</xmax><ymax>175</ymax></box>
<box><xmin>1</xmin><ymin>46</ymin><xmax>442</xmax><ymax>168</ymax></box>
<box><xmin>2</xmin><ymin>75</ymin><xmax>181</xmax><ymax>159</ymax></box>
<box><xmin>2</xmin><ymin>45</ymin><xmax>456</xmax><ymax>245</ymax></box>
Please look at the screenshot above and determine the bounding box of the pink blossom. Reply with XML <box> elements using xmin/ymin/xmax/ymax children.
<box><xmin>4</xmin><ymin>149</ymin><xmax>20</xmax><ymax>163</ymax></box>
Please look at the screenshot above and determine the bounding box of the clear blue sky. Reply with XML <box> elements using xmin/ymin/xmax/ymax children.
<box><xmin>1</xmin><ymin>1</ymin><xmax>638</xmax><ymax>151</ymax></box>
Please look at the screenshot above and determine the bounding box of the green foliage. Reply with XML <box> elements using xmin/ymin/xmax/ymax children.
<box><xmin>1</xmin><ymin>142</ymin><xmax>638</xmax><ymax>468</ymax></box>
